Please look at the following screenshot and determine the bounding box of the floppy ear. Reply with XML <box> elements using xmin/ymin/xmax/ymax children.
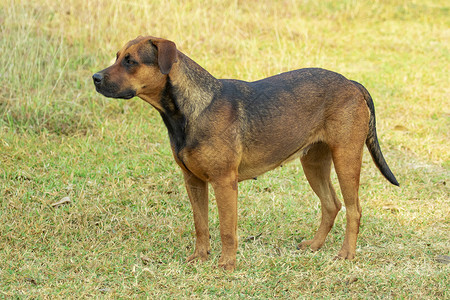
<box><xmin>152</xmin><ymin>39</ymin><xmax>178</xmax><ymax>75</ymax></box>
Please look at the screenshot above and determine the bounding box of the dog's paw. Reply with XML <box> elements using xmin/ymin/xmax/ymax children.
<box><xmin>297</xmin><ymin>239</ymin><xmax>322</xmax><ymax>251</ymax></box>
<box><xmin>218</xmin><ymin>256</ymin><xmax>236</xmax><ymax>271</ymax></box>
<box><xmin>186</xmin><ymin>249</ymin><xmax>209</xmax><ymax>263</ymax></box>
<box><xmin>297</xmin><ymin>240</ymin><xmax>312</xmax><ymax>250</ymax></box>
<box><xmin>334</xmin><ymin>248</ymin><xmax>356</xmax><ymax>260</ymax></box>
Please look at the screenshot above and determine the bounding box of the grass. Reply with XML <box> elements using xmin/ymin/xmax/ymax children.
<box><xmin>1</xmin><ymin>0</ymin><xmax>449</xmax><ymax>298</ymax></box>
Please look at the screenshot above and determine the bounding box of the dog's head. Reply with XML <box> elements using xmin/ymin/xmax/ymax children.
<box><xmin>92</xmin><ymin>36</ymin><xmax>178</xmax><ymax>104</ymax></box>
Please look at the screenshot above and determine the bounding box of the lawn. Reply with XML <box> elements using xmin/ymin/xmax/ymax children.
<box><xmin>0</xmin><ymin>0</ymin><xmax>449</xmax><ymax>298</ymax></box>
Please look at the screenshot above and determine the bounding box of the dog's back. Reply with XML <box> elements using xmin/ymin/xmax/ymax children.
<box><xmin>217</xmin><ymin>68</ymin><xmax>365</xmax><ymax>180</ymax></box>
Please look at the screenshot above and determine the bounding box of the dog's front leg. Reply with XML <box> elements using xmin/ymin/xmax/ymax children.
<box><xmin>183</xmin><ymin>170</ymin><xmax>211</xmax><ymax>263</ymax></box>
<box><xmin>211</xmin><ymin>173</ymin><xmax>238</xmax><ymax>271</ymax></box>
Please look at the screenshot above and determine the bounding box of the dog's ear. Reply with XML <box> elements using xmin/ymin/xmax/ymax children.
<box><xmin>152</xmin><ymin>39</ymin><xmax>178</xmax><ymax>75</ymax></box>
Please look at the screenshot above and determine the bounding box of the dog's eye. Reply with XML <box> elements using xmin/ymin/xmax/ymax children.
<box><xmin>124</xmin><ymin>55</ymin><xmax>137</xmax><ymax>66</ymax></box>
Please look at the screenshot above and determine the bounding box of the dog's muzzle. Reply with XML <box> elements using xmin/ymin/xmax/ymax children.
<box><xmin>92</xmin><ymin>72</ymin><xmax>136</xmax><ymax>99</ymax></box>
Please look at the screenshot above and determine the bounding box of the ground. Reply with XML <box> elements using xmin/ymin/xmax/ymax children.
<box><xmin>0</xmin><ymin>0</ymin><xmax>448</xmax><ymax>298</ymax></box>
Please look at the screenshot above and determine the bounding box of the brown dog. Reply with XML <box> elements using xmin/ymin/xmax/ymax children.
<box><xmin>93</xmin><ymin>36</ymin><xmax>399</xmax><ymax>271</ymax></box>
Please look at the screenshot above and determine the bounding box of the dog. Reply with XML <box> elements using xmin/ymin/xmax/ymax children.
<box><xmin>93</xmin><ymin>36</ymin><xmax>399</xmax><ymax>271</ymax></box>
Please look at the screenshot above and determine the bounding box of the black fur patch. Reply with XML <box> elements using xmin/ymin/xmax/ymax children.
<box><xmin>159</xmin><ymin>79</ymin><xmax>187</xmax><ymax>153</ymax></box>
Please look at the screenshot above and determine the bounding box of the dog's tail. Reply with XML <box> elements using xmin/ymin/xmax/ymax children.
<box><xmin>351</xmin><ymin>80</ymin><xmax>399</xmax><ymax>186</ymax></box>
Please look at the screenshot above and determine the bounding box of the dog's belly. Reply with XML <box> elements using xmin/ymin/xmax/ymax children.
<box><xmin>237</xmin><ymin>113</ymin><xmax>324</xmax><ymax>181</ymax></box>
<box><xmin>237</xmin><ymin>143</ymin><xmax>313</xmax><ymax>181</ymax></box>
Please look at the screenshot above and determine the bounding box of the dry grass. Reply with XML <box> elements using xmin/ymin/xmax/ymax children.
<box><xmin>1</xmin><ymin>0</ymin><xmax>449</xmax><ymax>298</ymax></box>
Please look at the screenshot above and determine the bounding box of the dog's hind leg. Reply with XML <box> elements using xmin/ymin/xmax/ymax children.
<box><xmin>299</xmin><ymin>142</ymin><xmax>342</xmax><ymax>251</ymax></box>
<box><xmin>331</xmin><ymin>143</ymin><xmax>364</xmax><ymax>260</ymax></box>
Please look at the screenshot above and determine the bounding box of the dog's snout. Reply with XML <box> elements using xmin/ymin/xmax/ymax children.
<box><xmin>92</xmin><ymin>73</ymin><xmax>103</xmax><ymax>85</ymax></box>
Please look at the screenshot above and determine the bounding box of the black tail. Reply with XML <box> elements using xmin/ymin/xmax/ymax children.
<box><xmin>351</xmin><ymin>80</ymin><xmax>399</xmax><ymax>186</ymax></box>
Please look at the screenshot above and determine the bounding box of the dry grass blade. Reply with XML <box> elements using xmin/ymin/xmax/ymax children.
<box><xmin>51</xmin><ymin>196</ymin><xmax>71</xmax><ymax>207</ymax></box>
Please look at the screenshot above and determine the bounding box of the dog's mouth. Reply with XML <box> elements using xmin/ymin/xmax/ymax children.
<box><xmin>93</xmin><ymin>74</ymin><xmax>136</xmax><ymax>99</ymax></box>
<box><xmin>95</xmin><ymin>86</ymin><xmax>136</xmax><ymax>99</ymax></box>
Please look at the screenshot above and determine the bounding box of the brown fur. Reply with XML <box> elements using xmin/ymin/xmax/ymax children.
<box><xmin>93</xmin><ymin>36</ymin><xmax>399</xmax><ymax>271</ymax></box>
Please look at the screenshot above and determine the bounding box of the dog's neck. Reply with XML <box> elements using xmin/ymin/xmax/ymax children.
<box><xmin>158</xmin><ymin>52</ymin><xmax>221</xmax><ymax>153</ymax></box>
<box><xmin>168</xmin><ymin>52</ymin><xmax>221</xmax><ymax>120</ymax></box>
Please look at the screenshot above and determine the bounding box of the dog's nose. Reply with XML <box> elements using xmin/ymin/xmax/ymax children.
<box><xmin>92</xmin><ymin>73</ymin><xmax>103</xmax><ymax>85</ymax></box>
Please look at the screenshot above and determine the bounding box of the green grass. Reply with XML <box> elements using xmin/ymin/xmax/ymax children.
<box><xmin>1</xmin><ymin>0</ymin><xmax>449</xmax><ymax>298</ymax></box>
